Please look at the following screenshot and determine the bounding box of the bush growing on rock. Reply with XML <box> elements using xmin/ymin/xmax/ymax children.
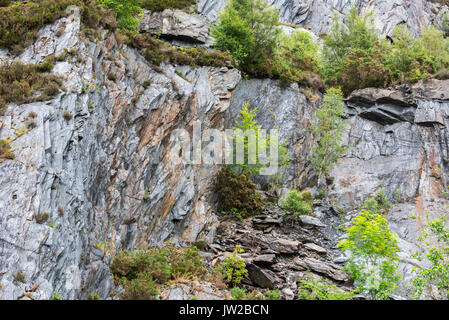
<box><xmin>297</xmin><ymin>275</ymin><xmax>356</xmax><ymax>300</ymax></box>
<box><xmin>110</xmin><ymin>245</ymin><xmax>208</xmax><ymax>299</ymax></box>
<box><xmin>0</xmin><ymin>0</ymin><xmax>117</xmax><ymax>55</ymax></box>
<box><xmin>219</xmin><ymin>245</ymin><xmax>248</xmax><ymax>286</ymax></box>
<box><xmin>0</xmin><ymin>61</ymin><xmax>63</xmax><ymax>115</ymax></box>
<box><xmin>338</xmin><ymin>209</ymin><xmax>401</xmax><ymax>300</ymax></box>
<box><xmin>211</xmin><ymin>0</ymin><xmax>322</xmax><ymax>87</ymax></box>
<box><xmin>410</xmin><ymin>214</ymin><xmax>449</xmax><ymax>299</ymax></box>
<box><xmin>97</xmin><ymin>0</ymin><xmax>142</xmax><ymax>31</ymax></box>
<box><xmin>309</xmin><ymin>88</ymin><xmax>347</xmax><ymax>186</ymax></box>
<box><xmin>142</xmin><ymin>0</ymin><xmax>196</xmax><ymax>12</ymax></box>
<box><xmin>0</xmin><ymin>139</ymin><xmax>15</xmax><ymax>160</ymax></box>
<box><xmin>211</xmin><ymin>0</ymin><xmax>280</xmax><ymax>77</ymax></box>
<box><xmin>323</xmin><ymin>7</ymin><xmax>449</xmax><ymax>95</ymax></box>
<box><xmin>280</xmin><ymin>190</ymin><xmax>313</xmax><ymax>216</ymax></box>
<box><xmin>215</xmin><ymin>165</ymin><xmax>263</xmax><ymax>218</ymax></box>
<box><xmin>124</xmin><ymin>32</ymin><xmax>233</xmax><ymax>68</ymax></box>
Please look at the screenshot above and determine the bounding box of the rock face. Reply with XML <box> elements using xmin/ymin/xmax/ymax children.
<box><xmin>140</xmin><ymin>9</ymin><xmax>211</xmax><ymax>44</ymax></box>
<box><xmin>198</xmin><ymin>0</ymin><xmax>447</xmax><ymax>38</ymax></box>
<box><xmin>1</xmin><ymin>1</ymin><xmax>449</xmax><ymax>300</ymax></box>
<box><xmin>0</xmin><ymin>7</ymin><xmax>241</xmax><ymax>300</ymax></box>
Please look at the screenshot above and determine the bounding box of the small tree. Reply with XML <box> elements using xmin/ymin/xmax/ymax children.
<box><xmin>338</xmin><ymin>209</ymin><xmax>401</xmax><ymax>300</ymax></box>
<box><xmin>410</xmin><ymin>214</ymin><xmax>449</xmax><ymax>299</ymax></box>
<box><xmin>232</xmin><ymin>102</ymin><xmax>289</xmax><ymax>176</ymax></box>
<box><xmin>309</xmin><ymin>88</ymin><xmax>347</xmax><ymax>186</ymax></box>
<box><xmin>322</xmin><ymin>7</ymin><xmax>378</xmax><ymax>86</ymax></box>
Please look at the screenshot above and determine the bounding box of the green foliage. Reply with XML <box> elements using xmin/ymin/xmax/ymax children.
<box><xmin>230</xmin><ymin>287</ymin><xmax>281</xmax><ymax>300</ymax></box>
<box><xmin>211</xmin><ymin>0</ymin><xmax>322</xmax><ymax>86</ymax></box>
<box><xmin>297</xmin><ymin>276</ymin><xmax>356</xmax><ymax>300</ymax></box>
<box><xmin>0</xmin><ymin>0</ymin><xmax>117</xmax><ymax>55</ymax></box>
<box><xmin>142</xmin><ymin>0</ymin><xmax>196</xmax><ymax>12</ymax></box>
<box><xmin>274</xmin><ymin>30</ymin><xmax>323</xmax><ymax>87</ymax></box>
<box><xmin>322</xmin><ymin>7</ymin><xmax>378</xmax><ymax>88</ymax></box>
<box><xmin>51</xmin><ymin>289</ymin><xmax>62</xmax><ymax>300</ymax></box>
<box><xmin>323</xmin><ymin>7</ymin><xmax>449</xmax><ymax>95</ymax></box>
<box><xmin>338</xmin><ymin>209</ymin><xmax>401</xmax><ymax>300</ymax></box>
<box><xmin>220</xmin><ymin>245</ymin><xmax>248</xmax><ymax>286</ymax></box>
<box><xmin>362</xmin><ymin>191</ymin><xmax>391</xmax><ymax>215</ymax></box>
<box><xmin>125</xmin><ymin>32</ymin><xmax>233</xmax><ymax>67</ymax></box>
<box><xmin>0</xmin><ymin>61</ymin><xmax>63</xmax><ymax>115</ymax></box>
<box><xmin>111</xmin><ymin>245</ymin><xmax>207</xmax><ymax>299</ymax></box>
<box><xmin>97</xmin><ymin>0</ymin><xmax>142</xmax><ymax>31</ymax></box>
<box><xmin>231</xmin><ymin>102</ymin><xmax>289</xmax><ymax>176</ymax></box>
<box><xmin>264</xmin><ymin>289</ymin><xmax>282</xmax><ymax>300</ymax></box>
<box><xmin>211</xmin><ymin>0</ymin><xmax>280</xmax><ymax>77</ymax></box>
<box><xmin>411</xmin><ymin>214</ymin><xmax>449</xmax><ymax>299</ymax></box>
<box><xmin>280</xmin><ymin>190</ymin><xmax>313</xmax><ymax>216</ymax></box>
<box><xmin>309</xmin><ymin>88</ymin><xmax>347</xmax><ymax>185</ymax></box>
<box><xmin>87</xmin><ymin>293</ymin><xmax>103</xmax><ymax>300</ymax></box>
<box><xmin>376</xmin><ymin>188</ymin><xmax>392</xmax><ymax>212</ymax></box>
<box><xmin>121</xmin><ymin>272</ymin><xmax>159</xmax><ymax>300</ymax></box>
<box><xmin>230</xmin><ymin>286</ymin><xmax>247</xmax><ymax>300</ymax></box>
<box><xmin>215</xmin><ymin>165</ymin><xmax>264</xmax><ymax>218</ymax></box>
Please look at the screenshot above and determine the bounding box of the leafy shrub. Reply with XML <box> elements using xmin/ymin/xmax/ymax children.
<box><xmin>323</xmin><ymin>7</ymin><xmax>449</xmax><ymax>95</ymax></box>
<box><xmin>338</xmin><ymin>209</ymin><xmax>401</xmax><ymax>300</ymax></box>
<box><xmin>0</xmin><ymin>61</ymin><xmax>63</xmax><ymax>115</ymax></box>
<box><xmin>322</xmin><ymin>7</ymin><xmax>378</xmax><ymax>88</ymax></box>
<box><xmin>274</xmin><ymin>30</ymin><xmax>322</xmax><ymax>87</ymax></box>
<box><xmin>121</xmin><ymin>273</ymin><xmax>159</xmax><ymax>300</ymax></box>
<box><xmin>111</xmin><ymin>245</ymin><xmax>207</xmax><ymax>300</ymax></box>
<box><xmin>220</xmin><ymin>246</ymin><xmax>248</xmax><ymax>286</ymax></box>
<box><xmin>280</xmin><ymin>190</ymin><xmax>313</xmax><ymax>216</ymax></box>
<box><xmin>215</xmin><ymin>166</ymin><xmax>263</xmax><ymax>218</ymax></box>
<box><xmin>376</xmin><ymin>188</ymin><xmax>392</xmax><ymax>212</ymax></box>
<box><xmin>264</xmin><ymin>289</ymin><xmax>282</xmax><ymax>300</ymax></box>
<box><xmin>297</xmin><ymin>276</ymin><xmax>355</xmax><ymax>300</ymax></box>
<box><xmin>142</xmin><ymin>0</ymin><xmax>196</xmax><ymax>12</ymax></box>
<box><xmin>230</xmin><ymin>286</ymin><xmax>247</xmax><ymax>300</ymax></box>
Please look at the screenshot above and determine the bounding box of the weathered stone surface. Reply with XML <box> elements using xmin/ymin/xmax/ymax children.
<box><xmin>270</xmin><ymin>239</ymin><xmax>300</xmax><ymax>254</ymax></box>
<box><xmin>160</xmin><ymin>282</ymin><xmax>231</xmax><ymax>300</ymax></box>
<box><xmin>199</xmin><ymin>0</ymin><xmax>447</xmax><ymax>39</ymax></box>
<box><xmin>0</xmin><ymin>8</ymin><xmax>240</xmax><ymax>300</ymax></box>
<box><xmin>140</xmin><ymin>9</ymin><xmax>211</xmax><ymax>44</ymax></box>
<box><xmin>253</xmin><ymin>254</ymin><xmax>276</xmax><ymax>265</ymax></box>
<box><xmin>247</xmin><ymin>264</ymin><xmax>281</xmax><ymax>289</ymax></box>
<box><xmin>303</xmin><ymin>243</ymin><xmax>327</xmax><ymax>254</ymax></box>
<box><xmin>298</xmin><ymin>215</ymin><xmax>326</xmax><ymax>228</ymax></box>
<box><xmin>303</xmin><ymin>258</ymin><xmax>350</xmax><ymax>282</ymax></box>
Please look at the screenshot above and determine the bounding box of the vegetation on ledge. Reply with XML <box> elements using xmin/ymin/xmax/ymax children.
<box><xmin>124</xmin><ymin>32</ymin><xmax>233</xmax><ymax>68</ymax></box>
<box><xmin>142</xmin><ymin>0</ymin><xmax>196</xmax><ymax>13</ymax></box>
<box><xmin>0</xmin><ymin>59</ymin><xmax>63</xmax><ymax>115</ymax></box>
